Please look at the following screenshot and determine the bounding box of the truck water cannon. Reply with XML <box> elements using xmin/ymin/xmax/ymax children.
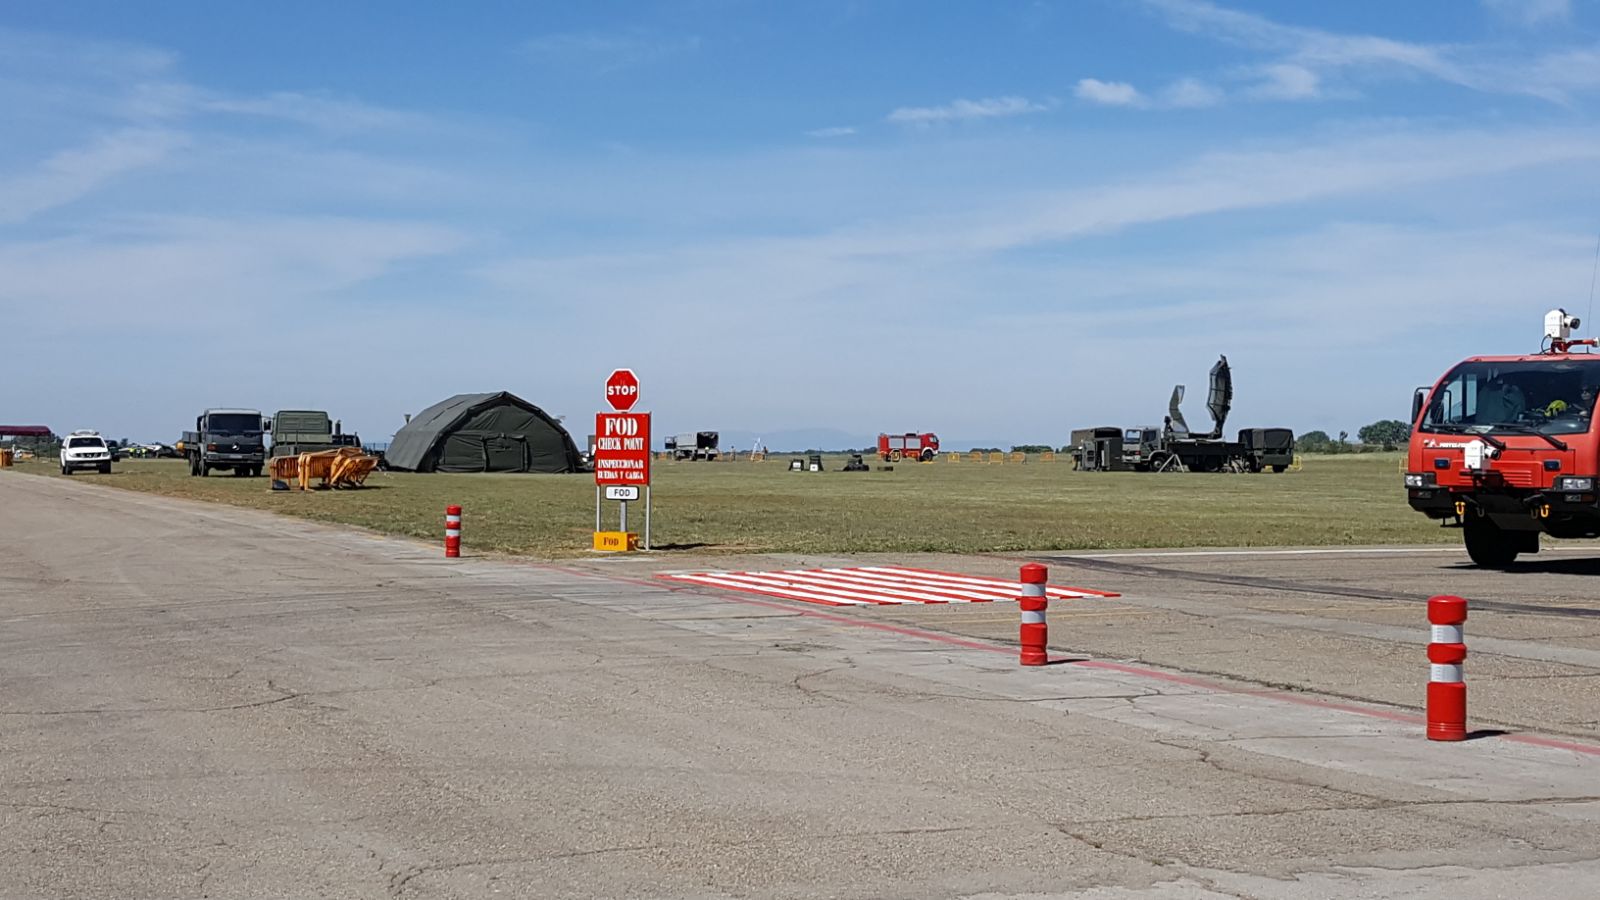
<box><xmin>1544</xmin><ymin>308</ymin><xmax>1597</xmax><ymax>354</ymax></box>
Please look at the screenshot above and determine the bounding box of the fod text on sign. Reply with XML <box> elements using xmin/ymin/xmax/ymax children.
<box><xmin>594</xmin><ymin>412</ymin><xmax>651</xmax><ymax>486</ymax></box>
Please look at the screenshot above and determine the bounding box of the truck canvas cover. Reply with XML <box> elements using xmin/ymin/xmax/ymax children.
<box><xmin>273</xmin><ymin>410</ymin><xmax>332</xmax><ymax>444</ymax></box>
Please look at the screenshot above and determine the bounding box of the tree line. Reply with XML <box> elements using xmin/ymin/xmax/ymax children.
<box><xmin>1299</xmin><ymin>420</ymin><xmax>1409</xmax><ymax>453</ymax></box>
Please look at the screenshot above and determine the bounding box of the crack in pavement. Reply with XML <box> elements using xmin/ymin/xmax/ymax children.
<box><xmin>385</xmin><ymin>824</ymin><xmax>1002</xmax><ymax>896</ymax></box>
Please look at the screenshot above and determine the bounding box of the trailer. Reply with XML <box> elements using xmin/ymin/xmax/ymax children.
<box><xmin>1070</xmin><ymin>427</ymin><xmax>1126</xmax><ymax>471</ymax></box>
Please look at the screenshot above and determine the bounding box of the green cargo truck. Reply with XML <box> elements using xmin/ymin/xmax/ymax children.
<box><xmin>270</xmin><ymin>410</ymin><xmax>359</xmax><ymax>459</ymax></box>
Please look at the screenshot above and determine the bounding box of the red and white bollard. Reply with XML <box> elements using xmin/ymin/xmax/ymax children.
<box><xmin>1019</xmin><ymin>563</ymin><xmax>1049</xmax><ymax>666</ymax></box>
<box><xmin>1427</xmin><ymin>594</ymin><xmax>1468</xmax><ymax>741</ymax></box>
<box><xmin>445</xmin><ymin>505</ymin><xmax>462</xmax><ymax>558</ymax></box>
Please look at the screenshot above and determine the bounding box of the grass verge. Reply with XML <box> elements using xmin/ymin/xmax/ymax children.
<box><xmin>7</xmin><ymin>453</ymin><xmax>1447</xmax><ymax>558</ymax></box>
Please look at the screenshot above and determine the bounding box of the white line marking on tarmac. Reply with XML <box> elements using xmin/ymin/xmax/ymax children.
<box><xmin>660</xmin><ymin>566</ymin><xmax>1117</xmax><ymax>607</ymax></box>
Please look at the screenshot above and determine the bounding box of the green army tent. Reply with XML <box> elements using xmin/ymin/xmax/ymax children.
<box><xmin>385</xmin><ymin>392</ymin><xmax>582</xmax><ymax>473</ymax></box>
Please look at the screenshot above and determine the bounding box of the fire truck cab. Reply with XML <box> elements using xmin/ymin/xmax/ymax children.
<box><xmin>1406</xmin><ymin>308</ymin><xmax>1600</xmax><ymax>567</ymax></box>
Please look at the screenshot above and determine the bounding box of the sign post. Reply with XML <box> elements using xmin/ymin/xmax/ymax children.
<box><xmin>593</xmin><ymin>369</ymin><xmax>651</xmax><ymax>551</ymax></box>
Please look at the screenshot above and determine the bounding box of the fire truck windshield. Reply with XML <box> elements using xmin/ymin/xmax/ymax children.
<box><xmin>1421</xmin><ymin>360</ymin><xmax>1600</xmax><ymax>437</ymax></box>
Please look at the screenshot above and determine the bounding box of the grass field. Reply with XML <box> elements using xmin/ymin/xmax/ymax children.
<box><xmin>7</xmin><ymin>452</ymin><xmax>1449</xmax><ymax>558</ymax></box>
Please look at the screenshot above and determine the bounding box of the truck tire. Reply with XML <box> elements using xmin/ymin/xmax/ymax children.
<box><xmin>920</xmin><ymin>448</ymin><xmax>934</xmax><ymax>462</ymax></box>
<box><xmin>61</xmin><ymin>465</ymin><xmax>70</xmax><ymax>476</ymax></box>
<box><xmin>1463</xmin><ymin>516</ymin><xmax>1520</xmax><ymax>568</ymax></box>
<box><xmin>200</xmin><ymin>462</ymin><xmax>211</xmax><ymax>477</ymax></box>
<box><xmin>1272</xmin><ymin>465</ymin><xmax>1288</xmax><ymax>473</ymax></box>
<box><xmin>98</xmin><ymin>463</ymin><xmax>111</xmax><ymax>474</ymax></box>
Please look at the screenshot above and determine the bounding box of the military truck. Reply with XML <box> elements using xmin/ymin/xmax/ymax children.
<box><xmin>665</xmin><ymin>431</ymin><xmax>720</xmax><ymax>461</ymax></box>
<box><xmin>269</xmin><ymin>410</ymin><xmax>359</xmax><ymax>459</ymax></box>
<box><xmin>183</xmin><ymin>408</ymin><xmax>268</xmax><ymax>477</ymax></box>
<box><xmin>1071</xmin><ymin>357</ymin><xmax>1295</xmax><ymax>473</ymax></box>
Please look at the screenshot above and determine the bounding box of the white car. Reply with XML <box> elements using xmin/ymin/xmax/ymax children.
<box><xmin>60</xmin><ymin>430</ymin><xmax>112</xmax><ymax>475</ymax></box>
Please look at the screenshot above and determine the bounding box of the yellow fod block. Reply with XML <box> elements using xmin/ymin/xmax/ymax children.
<box><xmin>593</xmin><ymin>531</ymin><xmax>639</xmax><ymax>552</ymax></box>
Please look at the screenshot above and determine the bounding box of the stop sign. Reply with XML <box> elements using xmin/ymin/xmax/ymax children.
<box><xmin>604</xmin><ymin>368</ymin><xmax>640</xmax><ymax>411</ymax></box>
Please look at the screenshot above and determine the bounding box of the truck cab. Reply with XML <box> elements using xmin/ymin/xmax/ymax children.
<box><xmin>183</xmin><ymin>408</ymin><xmax>267</xmax><ymax>477</ymax></box>
<box><xmin>1121</xmin><ymin>426</ymin><xmax>1161</xmax><ymax>469</ymax></box>
<box><xmin>1406</xmin><ymin>309</ymin><xmax>1600</xmax><ymax>567</ymax></box>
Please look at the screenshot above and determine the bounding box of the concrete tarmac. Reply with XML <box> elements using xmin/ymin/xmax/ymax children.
<box><xmin>3</xmin><ymin>471</ymin><xmax>1599</xmax><ymax>899</ymax></box>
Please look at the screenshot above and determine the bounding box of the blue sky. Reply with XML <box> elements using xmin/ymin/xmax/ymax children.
<box><xmin>4</xmin><ymin>0</ymin><xmax>1600</xmax><ymax>448</ymax></box>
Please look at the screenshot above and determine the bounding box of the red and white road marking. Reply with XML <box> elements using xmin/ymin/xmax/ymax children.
<box><xmin>658</xmin><ymin>565</ymin><xmax>1118</xmax><ymax>608</ymax></box>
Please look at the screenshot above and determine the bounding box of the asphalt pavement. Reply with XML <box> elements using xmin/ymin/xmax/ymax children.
<box><xmin>4</xmin><ymin>471</ymin><xmax>1600</xmax><ymax>899</ymax></box>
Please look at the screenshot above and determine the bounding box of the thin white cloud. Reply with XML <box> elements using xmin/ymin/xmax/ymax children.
<box><xmin>0</xmin><ymin>27</ymin><xmax>175</xmax><ymax>81</ymax></box>
<box><xmin>198</xmin><ymin>91</ymin><xmax>428</xmax><ymax>132</ymax></box>
<box><xmin>1482</xmin><ymin>0</ymin><xmax>1571</xmax><ymax>27</ymax></box>
<box><xmin>480</xmin><ymin>125</ymin><xmax>1600</xmax><ymax>298</ymax></box>
<box><xmin>521</xmin><ymin>31</ymin><xmax>700</xmax><ymax>74</ymax></box>
<box><xmin>1144</xmin><ymin>0</ymin><xmax>1465</xmax><ymax>81</ymax></box>
<box><xmin>1075</xmin><ymin>79</ymin><xmax>1145</xmax><ymax>107</ymax></box>
<box><xmin>805</xmin><ymin>126</ymin><xmax>857</xmax><ymax>139</ymax></box>
<box><xmin>0</xmin><ymin>216</ymin><xmax>468</xmax><ymax>325</ymax></box>
<box><xmin>886</xmin><ymin>96</ymin><xmax>1049</xmax><ymax>125</ymax></box>
<box><xmin>1248</xmin><ymin>64</ymin><xmax>1321</xmax><ymax>100</ymax></box>
<box><xmin>1140</xmin><ymin>0</ymin><xmax>1600</xmax><ymax>104</ymax></box>
<box><xmin>1074</xmin><ymin>76</ymin><xmax>1224</xmax><ymax>110</ymax></box>
<box><xmin>1162</xmin><ymin>77</ymin><xmax>1225</xmax><ymax>108</ymax></box>
<box><xmin>0</xmin><ymin>129</ymin><xmax>185</xmax><ymax>225</ymax></box>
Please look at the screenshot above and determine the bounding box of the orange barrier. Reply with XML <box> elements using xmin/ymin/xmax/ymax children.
<box><xmin>270</xmin><ymin>447</ymin><xmax>379</xmax><ymax>490</ymax></box>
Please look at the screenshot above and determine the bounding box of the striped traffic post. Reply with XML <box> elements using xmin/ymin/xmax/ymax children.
<box><xmin>1427</xmin><ymin>594</ymin><xmax>1468</xmax><ymax>741</ymax></box>
<box><xmin>1019</xmin><ymin>563</ymin><xmax>1048</xmax><ymax>666</ymax></box>
<box><xmin>445</xmin><ymin>505</ymin><xmax>462</xmax><ymax>558</ymax></box>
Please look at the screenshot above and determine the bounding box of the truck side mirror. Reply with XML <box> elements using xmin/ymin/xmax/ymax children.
<box><xmin>263</xmin><ymin>419</ymin><xmax>272</xmax><ymax>430</ymax></box>
<box><xmin>1411</xmin><ymin>387</ymin><xmax>1427</xmax><ymax>427</ymax></box>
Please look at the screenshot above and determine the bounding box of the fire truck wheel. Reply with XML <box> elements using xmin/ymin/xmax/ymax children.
<box><xmin>1463</xmin><ymin>516</ymin><xmax>1520</xmax><ymax>569</ymax></box>
<box><xmin>920</xmin><ymin>449</ymin><xmax>934</xmax><ymax>462</ymax></box>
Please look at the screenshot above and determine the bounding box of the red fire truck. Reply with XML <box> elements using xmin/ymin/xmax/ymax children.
<box><xmin>1406</xmin><ymin>308</ymin><xmax>1600</xmax><ymax>567</ymax></box>
<box><xmin>877</xmin><ymin>432</ymin><xmax>940</xmax><ymax>462</ymax></box>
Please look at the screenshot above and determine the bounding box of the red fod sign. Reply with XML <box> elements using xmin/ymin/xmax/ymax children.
<box><xmin>604</xmin><ymin>368</ymin><xmax>640</xmax><ymax>412</ymax></box>
<box><xmin>594</xmin><ymin>412</ymin><xmax>651</xmax><ymax>486</ymax></box>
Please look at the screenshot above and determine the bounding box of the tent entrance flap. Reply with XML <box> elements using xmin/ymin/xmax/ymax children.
<box><xmin>484</xmin><ymin>435</ymin><xmax>528</xmax><ymax>473</ymax></box>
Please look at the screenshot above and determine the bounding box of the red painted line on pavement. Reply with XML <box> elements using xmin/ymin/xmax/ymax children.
<box><xmin>536</xmin><ymin>562</ymin><xmax>1600</xmax><ymax>757</ymax></box>
<box><xmin>1498</xmin><ymin>732</ymin><xmax>1600</xmax><ymax>756</ymax></box>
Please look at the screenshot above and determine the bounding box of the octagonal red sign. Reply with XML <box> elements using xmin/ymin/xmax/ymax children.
<box><xmin>604</xmin><ymin>369</ymin><xmax>640</xmax><ymax>412</ymax></box>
